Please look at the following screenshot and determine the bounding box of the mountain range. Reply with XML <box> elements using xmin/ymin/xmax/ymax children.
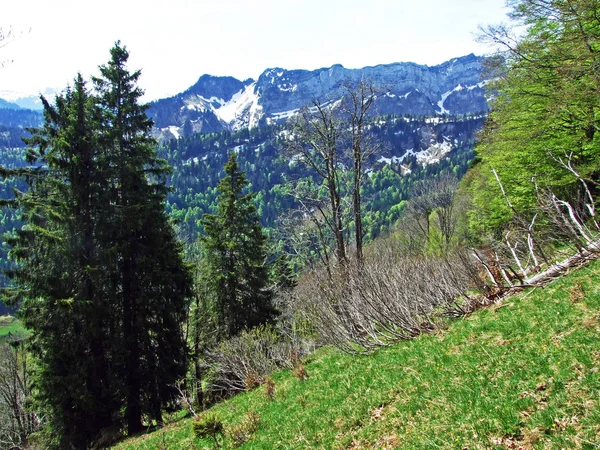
<box><xmin>147</xmin><ymin>53</ymin><xmax>491</xmax><ymax>141</ymax></box>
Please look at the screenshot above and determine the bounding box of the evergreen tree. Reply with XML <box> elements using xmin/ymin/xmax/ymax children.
<box><xmin>1</xmin><ymin>43</ymin><xmax>193</xmax><ymax>447</ymax></box>
<box><xmin>3</xmin><ymin>75</ymin><xmax>115</xmax><ymax>448</ymax></box>
<box><xmin>201</xmin><ymin>152</ymin><xmax>277</xmax><ymax>338</ymax></box>
<box><xmin>92</xmin><ymin>41</ymin><xmax>192</xmax><ymax>435</ymax></box>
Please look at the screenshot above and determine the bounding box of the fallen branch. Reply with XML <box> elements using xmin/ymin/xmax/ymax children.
<box><xmin>524</xmin><ymin>239</ymin><xmax>600</xmax><ymax>286</ymax></box>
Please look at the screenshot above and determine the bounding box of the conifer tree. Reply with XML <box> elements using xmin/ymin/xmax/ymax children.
<box><xmin>92</xmin><ymin>41</ymin><xmax>192</xmax><ymax>435</ymax></box>
<box><xmin>201</xmin><ymin>153</ymin><xmax>277</xmax><ymax>338</ymax></box>
<box><xmin>1</xmin><ymin>43</ymin><xmax>192</xmax><ymax>446</ymax></box>
<box><xmin>4</xmin><ymin>75</ymin><xmax>115</xmax><ymax>448</ymax></box>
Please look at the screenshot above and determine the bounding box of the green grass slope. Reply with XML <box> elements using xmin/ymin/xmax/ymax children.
<box><xmin>114</xmin><ymin>261</ymin><xmax>600</xmax><ymax>449</ymax></box>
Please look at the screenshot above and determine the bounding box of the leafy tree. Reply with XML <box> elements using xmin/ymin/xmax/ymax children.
<box><xmin>469</xmin><ymin>0</ymin><xmax>600</xmax><ymax>235</ymax></box>
<box><xmin>201</xmin><ymin>152</ymin><xmax>277</xmax><ymax>339</ymax></box>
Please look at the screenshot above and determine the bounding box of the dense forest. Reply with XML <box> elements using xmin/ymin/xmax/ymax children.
<box><xmin>2</xmin><ymin>0</ymin><xmax>600</xmax><ymax>448</ymax></box>
<box><xmin>161</xmin><ymin>114</ymin><xmax>483</xmax><ymax>244</ymax></box>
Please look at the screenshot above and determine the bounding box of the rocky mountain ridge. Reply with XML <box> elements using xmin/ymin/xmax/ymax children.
<box><xmin>148</xmin><ymin>53</ymin><xmax>491</xmax><ymax>141</ymax></box>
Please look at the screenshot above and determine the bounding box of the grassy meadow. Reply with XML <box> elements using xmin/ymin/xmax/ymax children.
<box><xmin>109</xmin><ymin>260</ymin><xmax>600</xmax><ymax>449</ymax></box>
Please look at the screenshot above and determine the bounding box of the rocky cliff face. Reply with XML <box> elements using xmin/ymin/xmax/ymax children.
<box><xmin>148</xmin><ymin>54</ymin><xmax>490</xmax><ymax>140</ymax></box>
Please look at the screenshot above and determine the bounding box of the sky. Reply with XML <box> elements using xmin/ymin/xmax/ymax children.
<box><xmin>1</xmin><ymin>0</ymin><xmax>511</xmax><ymax>102</ymax></box>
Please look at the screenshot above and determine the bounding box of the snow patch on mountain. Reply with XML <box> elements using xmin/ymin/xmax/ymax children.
<box><xmin>183</xmin><ymin>96</ymin><xmax>209</xmax><ymax>112</ymax></box>
<box><xmin>377</xmin><ymin>156</ymin><xmax>404</xmax><ymax>165</ymax></box>
<box><xmin>415</xmin><ymin>139</ymin><xmax>453</xmax><ymax>165</ymax></box>
<box><xmin>437</xmin><ymin>85</ymin><xmax>463</xmax><ymax>114</ymax></box>
<box><xmin>168</xmin><ymin>126</ymin><xmax>180</xmax><ymax>139</ymax></box>
<box><xmin>270</xmin><ymin>108</ymin><xmax>300</xmax><ymax>121</ymax></box>
<box><xmin>178</xmin><ymin>83</ymin><xmax>263</xmax><ymax>130</ymax></box>
<box><xmin>212</xmin><ymin>86</ymin><xmax>249</xmax><ymax>124</ymax></box>
<box><xmin>376</xmin><ymin>137</ymin><xmax>454</xmax><ymax>169</ymax></box>
<box><xmin>468</xmin><ymin>80</ymin><xmax>489</xmax><ymax>90</ymax></box>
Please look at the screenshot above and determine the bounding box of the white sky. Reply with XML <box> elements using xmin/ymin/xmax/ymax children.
<box><xmin>0</xmin><ymin>0</ymin><xmax>511</xmax><ymax>102</ymax></box>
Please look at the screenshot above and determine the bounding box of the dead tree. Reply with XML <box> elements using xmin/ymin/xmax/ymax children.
<box><xmin>286</xmin><ymin>101</ymin><xmax>348</xmax><ymax>269</ymax></box>
<box><xmin>341</xmin><ymin>79</ymin><xmax>379</xmax><ymax>265</ymax></box>
<box><xmin>403</xmin><ymin>174</ymin><xmax>460</xmax><ymax>254</ymax></box>
<box><xmin>0</xmin><ymin>340</ymin><xmax>41</xmax><ymax>449</ymax></box>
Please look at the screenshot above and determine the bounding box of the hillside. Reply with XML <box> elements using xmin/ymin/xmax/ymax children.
<box><xmin>111</xmin><ymin>260</ymin><xmax>600</xmax><ymax>449</ymax></box>
<box><xmin>0</xmin><ymin>316</ymin><xmax>25</xmax><ymax>342</ymax></box>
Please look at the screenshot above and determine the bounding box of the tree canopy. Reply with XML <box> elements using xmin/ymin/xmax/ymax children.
<box><xmin>467</xmin><ymin>0</ymin><xmax>600</xmax><ymax>235</ymax></box>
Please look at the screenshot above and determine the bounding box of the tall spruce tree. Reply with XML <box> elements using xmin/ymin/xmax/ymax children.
<box><xmin>3</xmin><ymin>75</ymin><xmax>118</xmax><ymax>448</ymax></box>
<box><xmin>201</xmin><ymin>153</ymin><xmax>277</xmax><ymax>338</ymax></box>
<box><xmin>92</xmin><ymin>42</ymin><xmax>192</xmax><ymax>435</ymax></box>
<box><xmin>1</xmin><ymin>43</ymin><xmax>192</xmax><ymax>447</ymax></box>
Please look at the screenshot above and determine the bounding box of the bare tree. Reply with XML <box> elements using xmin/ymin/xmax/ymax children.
<box><xmin>341</xmin><ymin>80</ymin><xmax>379</xmax><ymax>264</ymax></box>
<box><xmin>286</xmin><ymin>100</ymin><xmax>348</xmax><ymax>269</ymax></box>
<box><xmin>0</xmin><ymin>339</ymin><xmax>41</xmax><ymax>449</ymax></box>
<box><xmin>284</xmin><ymin>80</ymin><xmax>381</xmax><ymax>271</ymax></box>
<box><xmin>402</xmin><ymin>174</ymin><xmax>461</xmax><ymax>254</ymax></box>
<box><xmin>471</xmin><ymin>156</ymin><xmax>600</xmax><ymax>302</ymax></box>
<box><xmin>278</xmin><ymin>206</ymin><xmax>334</xmax><ymax>278</ymax></box>
<box><xmin>432</xmin><ymin>175</ymin><xmax>461</xmax><ymax>252</ymax></box>
<box><xmin>0</xmin><ymin>26</ymin><xmax>31</xmax><ymax>69</ymax></box>
<box><xmin>0</xmin><ymin>26</ymin><xmax>13</xmax><ymax>69</ymax></box>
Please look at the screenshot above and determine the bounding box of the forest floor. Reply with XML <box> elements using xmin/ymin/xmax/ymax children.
<box><xmin>113</xmin><ymin>260</ymin><xmax>600</xmax><ymax>449</ymax></box>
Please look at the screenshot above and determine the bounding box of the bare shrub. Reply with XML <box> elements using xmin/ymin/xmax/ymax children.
<box><xmin>0</xmin><ymin>340</ymin><xmax>42</xmax><ymax>450</ymax></box>
<box><xmin>243</xmin><ymin>371</ymin><xmax>261</xmax><ymax>392</ymax></box>
<box><xmin>293</xmin><ymin>247</ymin><xmax>479</xmax><ymax>354</ymax></box>
<box><xmin>264</xmin><ymin>376</ymin><xmax>275</xmax><ymax>401</ymax></box>
<box><xmin>204</xmin><ymin>325</ymin><xmax>314</xmax><ymax>398</ymax></box>
<box><xmin>292</xmin><ymin>363</ymin><xmax>309</xmax><ymax>382</ymax></box>
<box><xmin>569</xmin><ymin>284</ymin><xmax>585</xmax><ymax>303</ymax></box>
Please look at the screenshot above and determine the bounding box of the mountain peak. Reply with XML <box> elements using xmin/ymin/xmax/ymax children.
<box><xmin>185</xmin><ymin>75</ymin><xmax>253</xmax><ymax>103</ymax></box>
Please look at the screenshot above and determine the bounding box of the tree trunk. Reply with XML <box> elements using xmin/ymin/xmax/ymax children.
<box><xmin>123</xmin><ymin>253</ymin><xmax>143</xmax><ymax>435</ymax></box>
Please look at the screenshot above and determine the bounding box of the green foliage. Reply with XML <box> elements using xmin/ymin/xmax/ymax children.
<box><xmin>192</xmin><ymin>412</ymin><xmax>224</xmax><ymax>448</ymax></box>
<box><xmin>468</xmin><ymin>0</ymin><xmax>600</xmax><ymax>235</ymax></box>
<box><xmin>201</xmin><ymin>153</ymin><xmax>277</xmax><ymax>339</ymax></box>
<box><xmin>228</xmin><ymin>409</ymin><xmax>260</xmax><ymax>447</ymax></box>
<box><xmin>0</xmin><ymin>43</ymin><xmax>192</xmax><ymax>447</ymax></box>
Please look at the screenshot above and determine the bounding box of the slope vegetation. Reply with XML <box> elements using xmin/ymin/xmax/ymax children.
<box><xmin>112</xmin><ymin>260</ymin><xmax>600</xmax><ymax>449</ymax></box>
